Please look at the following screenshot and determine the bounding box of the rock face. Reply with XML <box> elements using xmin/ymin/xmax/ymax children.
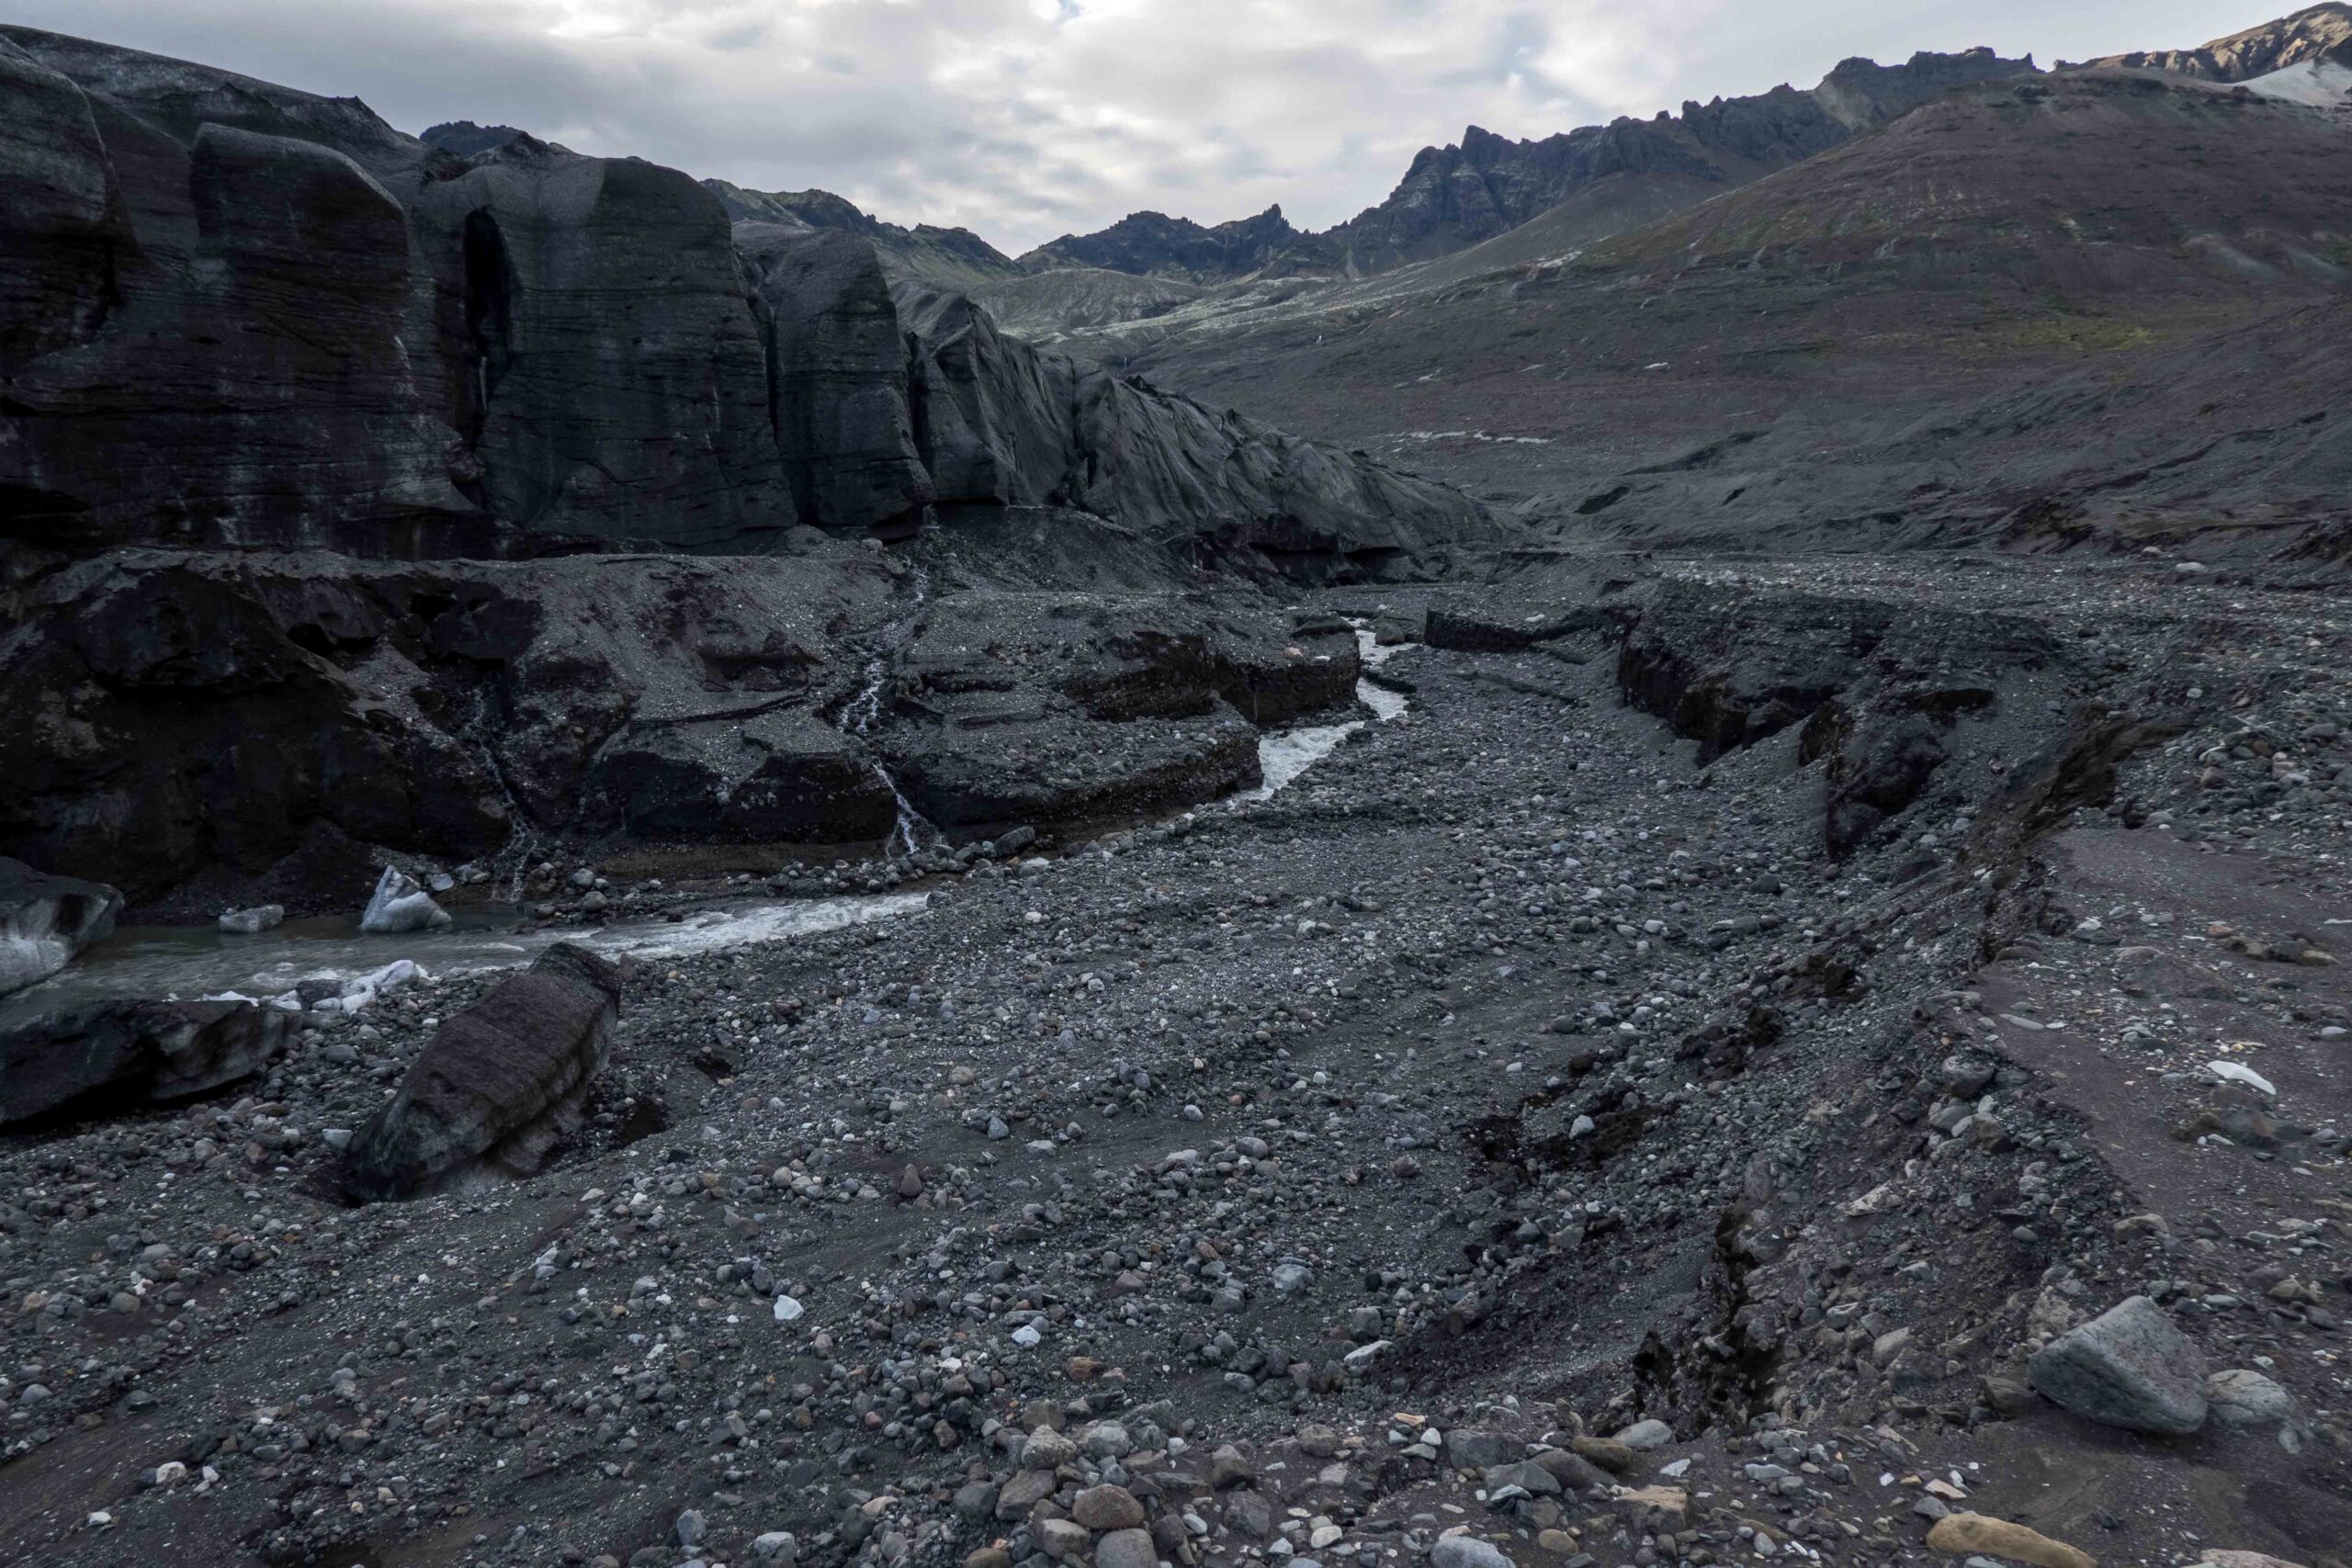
<box><xmin>1430</xmin><ymin>565</ymin><xmax>2079</xmax><ymax>860</ymax></box>
<box><xmin>0</xmin><ymin>521</ymin><xmax>1394</xmax><ymax>908</ymax></box>
<box><xmin>0</xmin><ymin>998</ymin><xmax>288</xmax><ymax>1125</ymax></box>
<box><xmin>1609</xmin><ymin>575</ymin><xmax>2055</xmax><ymax>854</ymax></box>
<box><xmin>894</xmin><ymin>592</ymin><xmax>1359</xmax><ymax>829</ymax></box>
<box><xmin>0</xmin><ymin>26</ymin><xmax>779</xmax><ymax>554</ymax></box>
<box><xmin>892</xmin><ymin>278</ymin><xmax>1494</xmax><ymax>578</ymax></box>
<box><xmin>342</xmin><ymin>942</ymin><xmax>620</xmax><ymax>1199</ymax></box>
<box><xmin>418</xmin><ymin>120</ymin><xmax>526</xmax><ymax>156</ymax></box>
<box><xmin>2028</xmin><ymin>1295</ymin><xmax>2211</xmax><ymax>1433</ymax></box>
<box><xmin>0</xmin><ymin>546</ymin><xmax>893</xmax><ymax>906</ymax></box>
<box><xmin>0</xmin><ymin>25</ymin><xmax>1481</xmax><ymax>566</ymax></box>
<box><xmin>0</xmin><ymin>859</ymin><xmax>122</xmax><ymax>997</ymax></box>
<box><xmin>738</xmin><ymin>226</ymin><xmax>934</xmax><ymax>537</ymax></box>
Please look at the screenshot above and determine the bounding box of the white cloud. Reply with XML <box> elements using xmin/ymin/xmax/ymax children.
<box><xmin>5</xmin><ymin>0</ymin><xmax>2278</xmax><ymax>254</ymax></box>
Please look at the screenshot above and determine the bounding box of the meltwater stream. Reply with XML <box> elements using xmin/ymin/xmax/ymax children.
<box><xmin>0</xmin><ymin>893</ymin><xmax>926</xmax><ymax>1030</ymax></box>
<box><xmin>1249</xmin><ymin>624</ymin><xmax>1410</xmax><ymax>801</ymax></box>
<box><xmin>5</xmin><ymin>617</ymin><xmax>1403</xmax><ymax>1025</ymax></box>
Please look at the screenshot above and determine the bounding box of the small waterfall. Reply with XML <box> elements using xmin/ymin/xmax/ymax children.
<box><xmin>841</xmin><ymin>657</ymin><xmax>888</xmax><ymax>735</ymax></box>
<box><xmin>871</xmin><ymin>764</ymin><xmax>932</xmax><ymax>859</ymax></box>
<box><xmin>457</xmin><ymin>686</ymin><xmax>545</xmax><ymax>902</ymax></box>
<box><xmin>836</xmin><ymin>554</ymin><xmax>941</xmax><ymax>860</ymax></box>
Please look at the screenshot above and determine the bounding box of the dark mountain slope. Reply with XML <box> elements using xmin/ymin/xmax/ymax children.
<box><xmin>1310</xmin><ymin>47</ymin><xmax>2039</xmax><ymax>276</ymax></box>
<box><xmin>1591</xmin><ymin>67</ymin><xmax>2352</xmax><ymax>283</ymax></box>
<box><xmin>1012</xmin><ymin>46</ymin><xmax>2035</xmax><ymax>290</ymax></box>
<box><xmin>1085</xmin><ymin>70</ymin><xmax>2352</xmax><ymax>558</ymax></box>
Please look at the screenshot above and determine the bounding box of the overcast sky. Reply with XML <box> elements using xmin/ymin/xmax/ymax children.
<box><xmin>8</xmin><ymin>1</ymin><xmax>2295</xmax><ymax>254</ymax></box>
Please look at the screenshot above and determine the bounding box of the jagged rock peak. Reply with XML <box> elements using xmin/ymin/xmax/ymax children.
<box><xmin>419</xmin><ymin>120</ymin><xmax>529</xmax><ymax>156</ymax></box>
<box><xmin>1018</xmin><ymin>204</ymin><xmax>1304</xmax><ymax>280</ymax></box>
<box><xmin>706</xmin><ymin>179</ymin><xmax>880</xmax><ymax>233</ymax></box>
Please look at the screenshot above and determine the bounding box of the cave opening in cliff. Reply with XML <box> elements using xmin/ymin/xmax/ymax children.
<box><xmin>458</xmin><ymin>209</ymin><xmax>517</xmax><ymax>468</ymax></box>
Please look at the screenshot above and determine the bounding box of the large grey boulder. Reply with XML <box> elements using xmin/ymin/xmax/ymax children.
<box><xmin>2028</xmin><ymin>1295</ymin><xmax>2211</xmax><ymax>1433</ymax></box>
<box><xmin>0</xmin><ymin>858</ymin><xmax>123</xmax><ymax>997</ymax></box>
<box><xmin>1430</xmin><ymin>1536</ymin><xmax>1515</xmax><ymax>1568</ymax></box>
<box><xmin>342</xmin><ymin>942</ymin><xmax>621</xmax><ymax>1199</ymax></box>
<box><xmin>2205</xmin><ymin>1368</ymin><xmax>2294</xmax><ymax>1429</ymax></box>
<box><xmin>0</xmin><ymin>998</ymin><xmax>289</xmax><ymax>1125</ymax></box>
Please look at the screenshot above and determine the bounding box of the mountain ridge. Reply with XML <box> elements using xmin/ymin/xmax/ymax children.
<box><xmin>1011</xmin><ymin>46</ymin><xmax>2036</xmax><ymax>284</ymax></box>
<box><xmin>702</xmin><ymin>176</ymin><xmax>1024</xmax><ymax>295</ymax></box>
<box><xmin>2079</xmin><ymin>1</ymin><xmax>2350</xmax><ymax>79</ymax></box>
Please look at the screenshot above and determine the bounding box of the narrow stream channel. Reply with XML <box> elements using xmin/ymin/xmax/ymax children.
<box><xmin>1250</xmin><ymin>623</ymin><xmax>1410</xmax><ymax>800</ymax></box>
<box><xmin>0</xmin><ymin>893</ymin><xmax>927</xmax><ymax>1028</ymax></box>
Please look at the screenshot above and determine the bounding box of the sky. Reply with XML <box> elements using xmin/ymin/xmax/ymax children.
<box><xmin>6</xmin><ymin>1</ymin><xmax>2301</xmax><ymax>254</ymax></box>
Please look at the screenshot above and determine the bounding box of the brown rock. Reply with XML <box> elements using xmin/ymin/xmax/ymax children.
<box><xmin>1071</xmin><ymin>1485</ymin><xmax>1147</xmax><ymax>1532</ymax></box>
<box><xmin>1532</xmin><ymin>1448</ymin><xmax>1615</xmax><ymax>1492</ymax></box>
<box><xmin>1926</xmin><ymin>1513</ymin><xmax>2095</xmax><ymax>1568</ymax></box>
<box><xmin>1036</xmin><ymin>1518</ymin><xmax>1091</xmax><ymax>1561</ymax></box>
<box><xmin>1610</xmin><ymin>1485</ymin><xmax>1688</xmax><ymax>1523</ymax></box>
<box><xmin>994</xmin><ymin>1469</ymin><xmax>1057</xmax><ymax>1520</ymax></box>
<box><xmin>1978</xmin><ymin>1373</ymin><xmax>2038</xmax><ymax>1416</ymax></box>
<box><xmin>1568</xmin><ymin>1435</ymin><xmax>1637</xmax><ymax>1474</ymax></box>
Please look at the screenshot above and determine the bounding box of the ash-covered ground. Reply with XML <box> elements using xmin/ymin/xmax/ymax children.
<box><xmin>5</xmin><ymin>553</ymin><xmax>2347</xmax><ymax>1568</ymax></box>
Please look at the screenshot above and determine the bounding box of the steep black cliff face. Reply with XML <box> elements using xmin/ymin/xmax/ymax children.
<box><xmin>0</xmin><ymin>26</ymin><xmax>1486</xmax><ymax>565</ymax></box>
<box><xmin>0</xmin><ymin>27</ymin><xmax>790</xmax><ymax>555</ymax></box>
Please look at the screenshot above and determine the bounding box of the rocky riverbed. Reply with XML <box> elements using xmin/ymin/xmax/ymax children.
<box><xmin>2</xmin><ymin>554</ymin><xmax>2346</xmax><ymax>1568</ymax></box>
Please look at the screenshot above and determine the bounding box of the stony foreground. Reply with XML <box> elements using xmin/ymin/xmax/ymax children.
<box><xmin>0</xmin><ymin>555</ymin><xmax>2346</xmax><ymax>1568</ymax></box>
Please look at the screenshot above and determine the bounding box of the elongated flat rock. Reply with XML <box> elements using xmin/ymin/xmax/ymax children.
<box><xmin>342</xmin><ymin>943</ymin><xmax>620</xmax><ymax>1199</ymax></box>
